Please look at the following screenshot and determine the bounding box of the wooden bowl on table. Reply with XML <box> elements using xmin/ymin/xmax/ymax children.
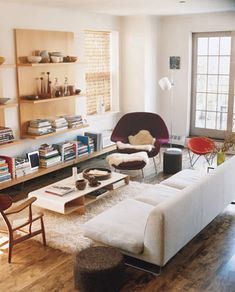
<box><xmin>83</xmin><ymin>168</ymin><xmax>111</xmax><ymax>181</ymax></box>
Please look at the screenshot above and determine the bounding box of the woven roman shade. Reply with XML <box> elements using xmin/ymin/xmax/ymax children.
<box><xmin>85</xmin><ymin>30</ymin><xmax>111</xmax><ymax>115</ymax></box>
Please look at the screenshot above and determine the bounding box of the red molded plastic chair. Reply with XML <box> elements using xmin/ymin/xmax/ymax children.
<box><xmin>187</xmin><ymin>137</ymin><xmax>216</xmax><ymax>167</ymax></box>
<box><xmin>111</xmin><ymin>112</ymin><xmax>169</xmax><ymax>171</ymax></box>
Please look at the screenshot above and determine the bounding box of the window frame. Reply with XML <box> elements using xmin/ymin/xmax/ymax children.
<box><xmin>190</xmin><ymin>31</ymin><xmax>235</xmax><ymax>139</ymax></box>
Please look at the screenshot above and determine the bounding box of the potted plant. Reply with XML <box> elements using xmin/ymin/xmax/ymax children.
<box><xmin>215</xmin><ymin>134</ymin><xmax>235</xmax><ymax>165</ymax></box>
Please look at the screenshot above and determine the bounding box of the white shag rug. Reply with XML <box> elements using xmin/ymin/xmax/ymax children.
<box><xmin>31</xmin><ymin>181</ymin><xmax>156</xmax><ymax>254</ymax></box>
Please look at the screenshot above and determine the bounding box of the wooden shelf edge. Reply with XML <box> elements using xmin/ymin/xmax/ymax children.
<box><xmin>0</xmin><ymin>102</ymin><xmax>18</xmax><ymax>109</ymax></box>
<box><xmin>0</xmin><ymin>144</ymin><xmax>116</xmax><ymax>190</ymax></box>
<box><xmin>20</xmin><ymin>95</ymin><xmax>84</xmax><ymax>104</ymax></box>
<box><xmin>22</xmin><ymin>124</ymin><xmax>90</xmax><ymax>139</ymax></box>
<box><xmin>0</xmin><ymin>140</ymin><xmax>21</xmax><ymax>149</ymax></box>
<box><xmin>17</xmin><ymin>62</ymin><xmax>81</xmax><ymax>67</ymax></box>
<box><xmin>0</xmin><ymin>64</ymin><xmax>16</xmax><ymax>69</ymax></box>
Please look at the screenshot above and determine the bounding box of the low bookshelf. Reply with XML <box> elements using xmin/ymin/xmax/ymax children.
<box><xmin>0</xmin><ymin>144</ymin><xmax>116</xmax><ymax>191</ymax></box>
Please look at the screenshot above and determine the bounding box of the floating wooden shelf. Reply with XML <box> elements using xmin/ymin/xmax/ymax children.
<box><xmin>17</xmin><ymin>62</ymin><xmax>80</xmax><ymax>67</ymax></box>
<box><xmin>0</xmin><ymin>102</ymin><xmax>18</xmax><ymax>109</ymax></box>
<box><xmin>0</xmin><ymin>140</ymin><xmax>21</xmax><ymax>149</ymax></box>
<box><xmin>22</xmin><ymin>124</ymin><xmax>89</xmax><ymax>139</ymax></box>
<box><xmin>0</xmin><ymin>64</ymin><xmax>16</xmax><ymax>69</ymax></box>
<box><xmin>0</xmin><ymin>144</ymin><xmax>116</xmax><ymax>190</ymax></box>
<box><xmin>20</xmin><ymin>95</ymin><xmax>84</xmax><ymax>104</ymax></box>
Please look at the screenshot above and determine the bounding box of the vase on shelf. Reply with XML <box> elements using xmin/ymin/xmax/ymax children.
<box><xmin>217</xmin><ymin>151</ymin><xmax>225</xmax><ymax>166</ymax></box>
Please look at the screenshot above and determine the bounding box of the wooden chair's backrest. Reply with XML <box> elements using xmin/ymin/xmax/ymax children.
<box><xmin>0</xmin><ymin>195</ymin><xmax>12</xmax><ymax>212</ymax></box>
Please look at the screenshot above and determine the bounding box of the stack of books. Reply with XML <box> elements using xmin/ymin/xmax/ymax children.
<box><xmin>77</xmin><ymin>135</ymin><xmax>95</xmax><ymax>154</ymax></box>
<box><xmin>0</xmin><ymin>127</ymin><xmax>15</xmax><ymax>145</ymax></box>
<box><xmin>0</xmin><ymin>158</ymin><xmax>12</xmax><ymax>183</ymax></box>
<box><xmin>53</xmin><ymin>142</ymin><xmax>76</xmax><ymax>162</ymax></box>
<box><xmin>75</xmin><ymin>140</ymin><xmax>89</xmax><ymax>157</ymax></box>
<box><xmin>15</xmin><ymin>157</ymin><xmax>32</xmax><ymax>178</ymax></box>
<box><xmin>39</xmin><ymin>144</ymin><xmax>61</xmax><ymax>168</ymax></box>
<box><xmin>63</xmin><ymin>115</ymin><xmax>83</xmax><ymax>128</ymax></box>
<box><xmin>51</xmin><ymin>117</ymin><xmax>68</xmax><ymax>132</ymax></box>
<box><xmin>89</xmin><ymin>138</ymin><xmax>95</xmax><ymax>154</ymax></box>
<box><xmin>28</xmin><ymin>119</ymin><xmax>53</xmax><ymax>136</ymax></box>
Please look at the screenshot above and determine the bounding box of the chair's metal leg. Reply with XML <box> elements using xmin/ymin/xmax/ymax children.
<box><xmin>141</xmin><ymin>169</ymin><xmax>144</xmax><ymax>178</ymax></box>
<box><xmin>8</xmin><ymin>235</ymin><xmax>13</xmax><ymax>263</ymax></box>
<box><xmin>153</xmin><ymin>157</ymin><xmax>157</xmax><ymax>173</ymax></box>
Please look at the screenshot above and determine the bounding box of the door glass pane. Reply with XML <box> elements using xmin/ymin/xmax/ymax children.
<box><xmin>207</xmin><ymin>75</ymin><xmax>218</xmax><ymax>92</ymax></box>
<box><xmin>197</xmin><ymin>75</ymin><xmax>207</xmax><ymax>92</ymax></box>
<box><xmin>209</xmin><ymin>37</ymin><xmax>219</xmax><ymax>55</ymax></box>
<box><xmin>217</xmin><ymin>112</ymin><xmax>227</xmax><ymax>130</ymax></box>
<box><xmin>220</xmin><ymin>37</ymin><xmax>231</xmax><ymax>55</ymax></box>
<box><xmin>206</xmin><ymin>111</ymin><xmax>216</xmax><ymax>129</ymax></box>
<box><xmin>197</xmin><ymin>56</ymin><xmax>207</xmax><ymax>74</ymax></box>
<box><xmin>198</xmin><ymin>38</ymin><xmax>208</xmax><ymax>55</ymax></box>
<box><xmin>218</xmin><ymin>76</ymin><xmax>229</xmax><ymax>93</ymax></box>
<box><xmin>196</xmin><ymin>93</ymin><xmax>206</xmax><ymax>110</ymax></box>
<box><xmin>207</xmin><ymin>94</ymin><xmax>217</xmax><ymax>111</ymax></box>
<box><xmin>195</xmin><ymin>110</ymin><xmax>206</xmax><ymax>128</ymax></box>
<box><xmin>219</xmin><ymin>56</ymin><xmax>230</xmax><ymax>74</ymax></box>
<box><xmin>208</xmin><ymin>56</ymin><xmax>218</xmax><ymax>74</ymax></box>
<box><xmin>218</xmin><ymin>94</ymin><xmax>228</xmax><ymax>110</ymax></box>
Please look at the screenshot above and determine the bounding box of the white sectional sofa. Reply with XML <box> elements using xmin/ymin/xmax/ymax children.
<box><xmin>83</xmin><ymin>156</ymin><xmax>235</xmax><ymax>267</ymax></box>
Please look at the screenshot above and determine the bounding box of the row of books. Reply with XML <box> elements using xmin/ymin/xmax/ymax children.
<box><xmin>0</xmin><ymin>127</ymin><xmax>15</xmax><ymax>145</ymax></box>
<box><xmin>27</xmin><ymin>116</ymin><xmax>84</xmax><ymax>136</ymax></box>
<box><xmin>0</xmin><ymin>134</ymin><xmax>102</xmax><ymax>180</ymax></box>
<box><xmin>0</xmin><ymin>158</ymin><xmax>12</xmax><ymax>183</ymax></box>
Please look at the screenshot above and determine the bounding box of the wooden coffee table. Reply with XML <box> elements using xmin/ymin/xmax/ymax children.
<box><xmin>28</xmin><ymin>172</ymin><xmax>129</xmax><ymax>215</ymax></box>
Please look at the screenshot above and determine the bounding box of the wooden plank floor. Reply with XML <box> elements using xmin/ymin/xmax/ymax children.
<box><xmin>1</xmin><ymin>149</ymin><xmax>235</xmax><ymax>291</ymax></box>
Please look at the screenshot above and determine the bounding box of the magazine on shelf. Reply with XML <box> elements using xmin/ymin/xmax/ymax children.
<box><xmin>45</xmin><ymin>185</ymin><xmax>74</xmax><ymax>196</ymax></box>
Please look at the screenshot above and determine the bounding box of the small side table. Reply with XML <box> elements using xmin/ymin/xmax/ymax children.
<box><xmin>163</xmin><ymin>148</ymin><xmax>182</xmax><ymax>174</ymax></box>
<box><xmin>74</xmin><ymin>246</ymin><xmax>125</xmax><ymax>292</ymax></box>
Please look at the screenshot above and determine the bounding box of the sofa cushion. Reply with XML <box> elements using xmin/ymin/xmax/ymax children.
<box><xmin>83</xmin><ymin>199</ymin><xmax>154</xmax><ymax>254</ymax></box>
<box><xmin>160</xmin><ymin>169</ymin><xmax>205</xmax><ymax>189</ymax></box>
<box><xmin>135</xmin><ymin>184</ymin><xmax>180</xmax><ymax>206</ymax></box>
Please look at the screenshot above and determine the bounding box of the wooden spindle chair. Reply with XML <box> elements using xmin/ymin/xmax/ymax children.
<box><xmin>0</xmin><ymin>195</ymin><xmax>46</xmax><ymax>263</ymax></box>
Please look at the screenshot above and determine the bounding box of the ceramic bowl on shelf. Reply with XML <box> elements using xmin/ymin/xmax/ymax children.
<box><xmin>63</xmin><ymin>56</ymin><xmax>78</xmax><ymax>62</ymax></box>
<box><xmin>27</xmin><ymin>56</ymin><xmax>42</xmax><ymax>63</ymax></box>
<box><xmin>0</xmin><ymin>56</ymin><xmax>5</xmax><ymax>65</ymax></box>
<box><xmin>0</xmin><ymin>98</ymin><xmax>10</xmax><ymax>104</ymax></box>
<box><xmin>50</xmin><ymin>56</ymin><xmax>63</xmax><ymax>63</ymax></box>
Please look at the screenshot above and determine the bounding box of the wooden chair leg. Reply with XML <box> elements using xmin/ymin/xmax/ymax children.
<box><xmin>41</xmin><ymin>217</ymin><xmax>46</xmax><ymax>246</ymax></box>
<box><xmin>8</xmin><ymin>236</ymin><xmax>13</xmax><ymax>263</ymax></box>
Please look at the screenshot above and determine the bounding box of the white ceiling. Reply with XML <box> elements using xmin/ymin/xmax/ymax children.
<box><xmin>3</xmin><ymin>0</ymin><xmax>235</xmax><ymax>16</ymax></box>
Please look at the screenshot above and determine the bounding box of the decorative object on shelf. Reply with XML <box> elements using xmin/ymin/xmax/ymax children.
<box><xmin>76</xmin><ymin>179</ymin><xmax>87</xmax><ymax>190</ymax></box>
<box><xmin>0</xmin><ymin>97</ymin><xmax>10</xmax><ymax>104</ymax></box>
<box><xmin>22</xmin><ymin>95</ymin><xmax>39</xmax><ymax>100</ymax></box>
<box><xmin>27</xmin><ymin>150</ymin><xmax>40</xmax><ymax>170</ymax></box>
<box><xmin>83</xmin><ymin>167</ymin><xmax>111</xmax><ymax>181</ymax></box>
<box><xmin>75</xmin><ymin>89</ymin><xmax>81</xmax><ymax>95</ymax></box>
<box><xmin>0</xmin><ymin>56</ymin><xmax>5</xmax><ymax>65</ymax></box>
<box><xmin>63</xmin><ymin>56</ymin><xmax>78</xmax><ymax>62</ymax></box>
<box><xmin>27</xmin><ymin>56</ymin><xmax>42</xmax><ymax>63</ymax></box>
<box><xmin>51</xmin><ymin>56</ymin><xmax>63</xmax><ymax>63</ymax></box>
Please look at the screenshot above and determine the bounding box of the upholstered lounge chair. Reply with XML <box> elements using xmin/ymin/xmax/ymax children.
<box><xmin>111</xmin><ymin>112</ymin><xmax>169</xmax><ymax>170</ymax></box>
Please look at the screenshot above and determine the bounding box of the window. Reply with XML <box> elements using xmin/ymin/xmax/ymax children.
<box><xmin>85</xmin><ymin>30</ymin><xmax>111</xmax><ymax>115</ymax></box>
<box><xmin>191</xmin><ymin>32</ymin><xmax>235</xmax><ymax>139</ymax></box>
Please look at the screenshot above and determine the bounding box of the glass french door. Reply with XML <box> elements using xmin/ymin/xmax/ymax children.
<box><xmin>191</xmin><ymin>31</ymin><xmax>235</xmax><ymax>139</ymax></box>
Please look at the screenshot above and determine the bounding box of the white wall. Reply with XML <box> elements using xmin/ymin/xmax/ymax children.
<box><xmin>158</xmin><ymin>11</ymin><xmax>235</xmax><ymax>138</ymax></box>
<box><xmin>120</xmin><ymin>15</ymin><xmax>161</xmax><ymax>114</ymax></box>
<box><xmin>0</xmin><ymin>2</ymin><xmax>120</xmax><ymax>157</ymax></box>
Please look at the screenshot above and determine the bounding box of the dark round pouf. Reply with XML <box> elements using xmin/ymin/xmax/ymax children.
<box><xmin>163</xmin><ymin>148</ymin><xmax>182</xmax><ymax>174</ymax></box>
<box><xmin>74</xmin><ymin>246</ymin><xmax>125</xmax><ymax>292</ymax></box>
